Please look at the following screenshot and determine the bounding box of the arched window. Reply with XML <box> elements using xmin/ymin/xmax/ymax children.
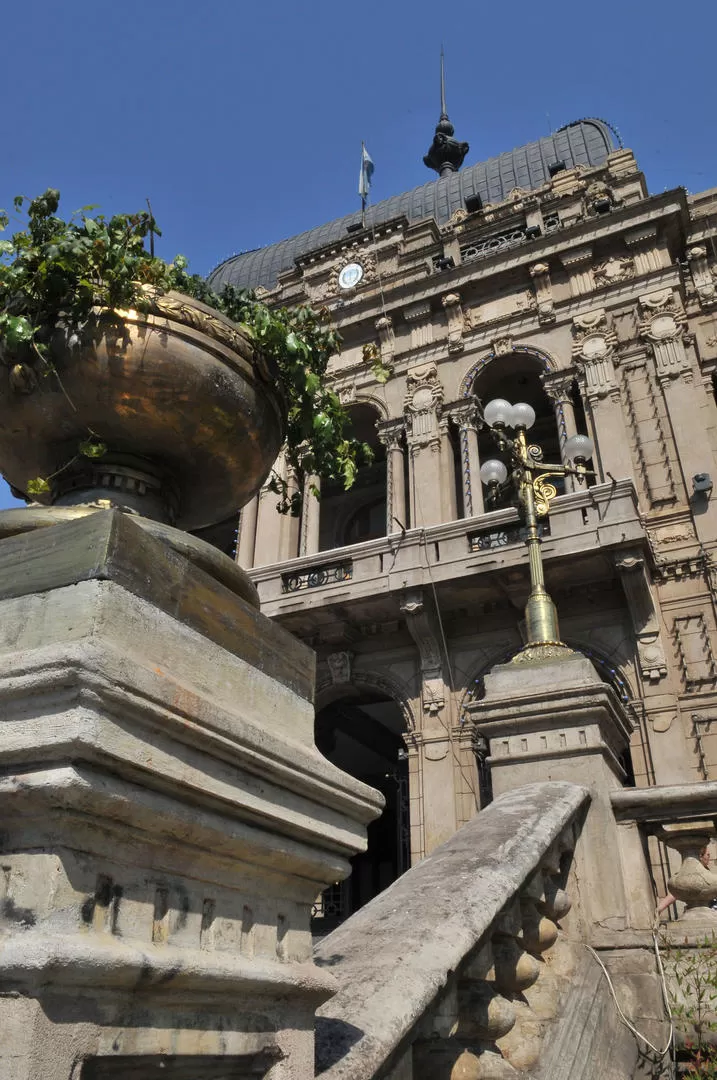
<box><xmin>318</xmin><ymin>403</ymin><xmax>387</xmax><ymax>551</ymax></box>
<box><xmin>473</xmin><ymin>354</ymin><xmax>562</xmax><ymax>511</ymax></box>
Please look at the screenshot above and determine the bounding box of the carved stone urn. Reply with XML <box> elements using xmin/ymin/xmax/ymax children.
<box><xmin>663</xmin><ymin>824</ymin><xmax>717</xmax><ymax>921</ymax></box>
<box><xmin>0</xmin><ymin>290</ymin><xmax>285</xmax><ymax>529</ymax></box>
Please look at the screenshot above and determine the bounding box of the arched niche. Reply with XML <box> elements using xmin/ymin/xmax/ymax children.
<box><xmin>317</xmin><ymin>402</ymin><xmax>387</xmax><ymax>552</ymax></box>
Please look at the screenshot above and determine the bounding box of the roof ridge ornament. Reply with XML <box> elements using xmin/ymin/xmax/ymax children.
<box><xmin>423</xmin><ymin>47</ymin><xmax>469</xmax><ymax>178</ymax></box>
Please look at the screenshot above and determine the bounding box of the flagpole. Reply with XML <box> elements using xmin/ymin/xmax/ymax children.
<box><xmin>361</xmin><ymin>140</ymin><xmax>366</xmax><ymax>228</ymax></box>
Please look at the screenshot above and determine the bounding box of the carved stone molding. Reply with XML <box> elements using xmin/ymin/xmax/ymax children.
<box><xmin>404</xmin><ymin>362</ymin><xmax>444</xmax><ymax>449</ymax></box>
<box><xmin>572</xmin><ymin>309</ymin><xmax>619</xmax><ymax>401</ymax></box>
<box><xmin>376</xmin><ymin>417</ymin><xmax>405</xmax><ymax>452</ymax></box>
<box><xmin>403</xmin><ymin>300</ymin><xmax>433</xmax><ymax>350</ymax></box>
<box><xmin>593</xmin><ymin>255</ymin><xmax>635</xmax><ymax>289</ymax></box>
<box><xmin>613</xmin><ymin>553</ymin><xmax>667</xmax><ymax>682</ymax></box>
<box><xmin>541</xmin><ymin>370</ymin><xmax>576</xmax><ymax>406</ymax></box>
<box><xmin>529</xmin><ymin>262</ymin><xmax>555</xmax><ymax>325</ymax></box>
<box><xmin>314</xmin><ymin>246</ymin><xmax>377</xmax><ymax>300</ymax></box>
<box><xmin>560</xmin><ymin>245</ymin><xmax>593</xmax><ymax>296</ymax></box>
<box><xmin>638</xmin><ymin>291</ymin><xmax>690</xmax><ymax>381</ymax></box>
<box><xmin>375</xmin><ymin>314</ymin><xmax>395</xmax><ymax>363</ymax></box>
<box><xmin>441</xmin><ymin>292</ymin><xmax>465</xmax><ymax>354</ymax></box>
<box><xmin>326</xmin><ymin>651</ymin><xmax>354</xmax><ymax>686</ymax></box>
<box><xmin>400</xmin><ymin>588</ymin><xmax>445</xmax><ymax>716</ymax></box>
<box><xmin>687</xmin><ymin>245</ymin><xmax>717</xmax><ymax>308</ymax></box>
<box><xmin>492</xmin><ymin>334</ymin><xmax>514</xmax><ymax>356</ymax></box>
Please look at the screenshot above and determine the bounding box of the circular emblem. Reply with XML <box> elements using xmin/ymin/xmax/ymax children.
<box><xmin>337</xmin><ymin>262</ymin><xmax>364</xmax><ymax>291</ymax></box>
<box><xmin>580</xmin><ymin>334</ymin><xmax>609</xmax><ymax>360</ymax></box>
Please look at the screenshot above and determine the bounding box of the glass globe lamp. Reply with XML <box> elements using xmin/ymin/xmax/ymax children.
<box><xmin>480</xmin><ymin>459</ymin><xmax>509</xmax><ymax>486</ymax></box>
<box><xmin>564</xmin><ymin>434</ymin><xmax>594</xmax><ymax>463</ymax></box>
<box><xmin>509</xmin><ymin>402</ymin><xmax>536</xmax><ymax>430</ymax></box>
<box><xmin>483</xmin><ymin>399</ymin><xmax>513</xmax><ymax>428</ymax></box>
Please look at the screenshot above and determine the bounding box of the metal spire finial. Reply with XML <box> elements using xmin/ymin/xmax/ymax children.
<box><xmin>423</xmin><ymin>47</ymin><xmax>469</xmax><ymax>177</ymax></box>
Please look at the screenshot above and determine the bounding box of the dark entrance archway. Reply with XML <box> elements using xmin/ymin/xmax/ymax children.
<box><xmin>313</xmin><ymin>690</ymin><xmax>409</xmax><ymax>933</ymax></box>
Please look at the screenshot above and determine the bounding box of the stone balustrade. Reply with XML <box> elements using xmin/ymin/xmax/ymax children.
<box><xmin>313</xmin><ymin>781</ymin><xmax>590</xmax><ymax>1080</ymax></box>
<box><xmin>251</xmin><ymin>480</ymin><xmax>642</xmax><ymax>616</ymax></box>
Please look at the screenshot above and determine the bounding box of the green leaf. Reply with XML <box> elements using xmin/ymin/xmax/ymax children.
<box><xmin>26</xmin><ymin>477</ymin><xmax>50</xmax><ymax>495</ymax></box>
<box><xmin>78</xmin><ymin>435</ymin><xmax>107</xmax><ymax>459</ymax></box>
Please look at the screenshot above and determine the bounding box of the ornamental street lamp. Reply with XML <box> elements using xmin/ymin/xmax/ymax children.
<box><xmin>479</xmin><ymin>399</ymin><xmax>594</xmax><ymax>659</ymax></box>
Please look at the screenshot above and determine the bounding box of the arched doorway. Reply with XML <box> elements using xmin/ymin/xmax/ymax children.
<box><xmin>318</xmin><ymin>403</ymin><xmax>387</xmax><ymax>551</ymax></box>
<box><xmin>313</xmin><ymin>689</ymin><xmax>409</xmax><ymax>933</ymax></box>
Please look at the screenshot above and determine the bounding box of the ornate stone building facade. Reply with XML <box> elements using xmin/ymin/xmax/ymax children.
<box><xmin>210</xmin><ymin>118</ymin><xmax>717</xmax><ymax>923</ymax></box>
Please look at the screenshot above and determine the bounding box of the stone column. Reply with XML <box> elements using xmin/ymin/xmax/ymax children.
<box><xmin>572</xmin><ymin>310</ymin><xmax>636</xmax><ymax>485</ymax></box>
<box><xmin>377</xmin><ymin>420</ymin><xmax>408</xmax><ymax>532</ymax></box>
<box><xmin>254</xmin><ymin>450</ymin><xmax>286</xmax><ymax>568</ymax></box>
<box><xmin>625</xmin><ymin>225</ymin><xmax>669</xmax><ymax>275</ymax></box>
<box><xmin>439</xmin><ymin>416</ymin><xmax>458</xmax><ymax>522</ymax></box>
<box><xmin>236</xmin><ymin>493</ymin><xmax>258</xmax><ymax>568</ymax></box>
<box><xmin>300</xmin><ymin>474</ymin><xmax>321</xmax><ymax>556</ymax></box>
<box><xmin>453</xmin><ymin>400</ymin><xmax>483</xmax><ymax>518</ymax></box>
<box><xmin>541</xmin><ymin>371</ymin><xmax>579</xmax><ymax>492</ymax></box>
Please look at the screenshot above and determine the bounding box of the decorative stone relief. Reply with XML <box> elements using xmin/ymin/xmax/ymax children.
<box><xmin>673</xmin><ymin>613</ymin><xmax>717</xmax><ymax>689</ymax></box>
<box><xmin>441</xmin><ymin>292</ymin><xmax>465</xmax><ymax>354</ymax></box>
<box><xmin>571</xmin><ymin>309</ymin><xmax>619</xmax><ymax>401</ymax></box>
<box><xmin>400</xmin><ymin>588</ymin><xmax>445</xmax><ymax>716</ymax></box>
<box><xmin>404</xmin><ymin>361</ymin><xmax>443</xmax><ymax>451</ymax></box>
<box><xmin>613</xmin><ymin>553</ymin><xmax>667</xmax><ymax>682</ymax></box>
<box><xmin>593</xmin><ymin>254</ymin><xmax>635</xmax><ymax>288</ymax></box>
<box><xmin>375</xmin><ymin>314</ymin><xmax>395</xmax><ymax>364</ymax></box>
<box><xmin>326</xmin><ymin>651</ymin><xmax>353</xmax><ymax>685</ymax></box>
<box><xmin>515</xmin><ymin>289</ymin><xmax>538</xmax><ymax>313</ymax></box>
<box><xmin>337</xmin><ymin>383</ymin><xmax>357</xmax><ymax>405</ymax></box>
<box><xmin>585</xmin><ymin>179</ymin><xmax>615</xmax><ymax>215</ymax></box>
<box><xmin>492</xmin><ymin>334</ymin><xmax>514</xmax><ymax>356</ymax></box>
<box><xmin>638</xmin><ymin>291</ymin><xmax>690</xmax><ymax>381</ymax></box>
<box><xmin>316</xmin><ymin>247</ymin><xmax>377</xmax><ymax>300</ymax></box>
<box><xmin>687</xmin><ymin>245</ymin><xmax>717</xmax><ymax>308</ymax></box>
<box><xmin>529</xmin><ymin>261</ymin><xmax>555</xmax><ymax>324</ymax></box>
<box><xmin>620</xmin><ymin>355</ymin><xmax>677</xmax><ymax>505</ymax></box>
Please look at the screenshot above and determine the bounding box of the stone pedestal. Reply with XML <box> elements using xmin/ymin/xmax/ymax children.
<box><xmin>466</xmin><ymin>651</ymin><xmax>655</xmax><ymax>933</ymax></box>
<box><xmin>0</xmin><ymin>510</ymin><xmax>382</xmax><ymax>1080</ymax></box>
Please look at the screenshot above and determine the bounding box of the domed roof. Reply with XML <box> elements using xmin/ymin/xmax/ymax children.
<box><xmin>209</xmin><ymin>119</ymin><xmax>617</xmax><ymax>294</ymax></box>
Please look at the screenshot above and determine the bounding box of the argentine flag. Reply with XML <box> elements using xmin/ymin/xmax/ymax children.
<box><xmin>358</xmin><ymin>145</ymin><xmax>374</xmax><ymax>202</ymax></box>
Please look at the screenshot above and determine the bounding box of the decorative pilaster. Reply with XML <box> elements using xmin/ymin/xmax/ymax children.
<box><xmin>404</xmin><ymin>363</ymin><xmax>445</xmax><ymax>527</ymax></box>
<box><xmin>560</xmin><ymin>245</ymin><xmax>593</xmax><ymax>296</ymax></box>
<box><xmin>441</xmin><ymin>292</ymin><xmax>465</xmax><ymax>354</ymax></box>
<box><xmin>236</xmin><ymin>494</ymin><xmax>258</xmax><ymax>569</ymax></box>
<box><xmin>638</xmin><ymin>290</ymin><xmax>690</xmax><ymax>383</ymax></box>
<box><xmin>613</xmin><ymin>552</ymin><xmax>668</xmax><ymax>683</ymax></box>
<box><xmin>687</xmin><ymin>245</ymin><xmax>717</xmax><ymax>309</ymax></box>
<box><xmin>375</xmin><ymin>314</ymin><xmax>395</xmax><ymax>365</ymax></box>
<box><xmin>439</xmin><ymin>416</ymin><xmax>458</xmax><ymax>521</ymax></box>
<box><xmin>403</xmin><ymin>300</ymin><xmax>434</xmax><ymax>351</ymax></box>
<box><xmin>572</xmin><ymin>310</ymin><xmax>635</xmax><ymax>484</ymax></box>
<box><xmin>300</xmin><ymin>474</ymin><xmax>321</xmax><ymax>556</ymax></box>
<box><xmin>529</xmin><ymin>261</ymin><xmax>555</xmax><ymax>324</ymax></box>
<box><xmin>377</xmin><ymin>419</ymin><xmax>408</xmax><ymax>532</ymax></box>
<box><xmin>625</xmin><ymin>225</ymin><xmax>666</xmax><ymax>275</ymax></box>
<box><xmin>541</xmin><ymin>371</ymin><xmax>579</xmax><ymax>491</ymax></box>
<box><xmin>400</xmin><ymin>588</ymin><xmax>446</xmax><ymax>717</ymax></box>
<box><xmin>452</xmin><ymin>399</ymin><xmax>483</xmax><ymax>517</ymax></box>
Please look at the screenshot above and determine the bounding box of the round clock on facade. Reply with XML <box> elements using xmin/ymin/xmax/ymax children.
<box><xmin>337</xmin><ymin>261</ymin><xmax>364</xmax><ymax>290</ymax></box>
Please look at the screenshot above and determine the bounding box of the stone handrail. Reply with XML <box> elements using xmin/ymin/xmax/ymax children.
<box><xmin>611</xmin><ymin>781</ymin><xmax>717</xmax><ymax>824</ymax></box>
<box><xmin>314</xmin><ymin>781</ymin><xmax>590</xmax><ymax>1080</ymax></box>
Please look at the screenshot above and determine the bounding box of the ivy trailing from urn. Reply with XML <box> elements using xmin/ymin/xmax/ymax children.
<box><xmin>0</xmin><ymin>189</ymin><xmax>374</xmax><ymax>512</ymax></box>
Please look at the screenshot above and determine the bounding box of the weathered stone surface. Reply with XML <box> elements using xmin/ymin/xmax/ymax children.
<box><xmin>314</xmin><ymin>781</ymin><xmax>589</xmax><ymax>1080</ymax></box>
<box><xmin>0</xmin><ymin>512</ymin><xmax>383</xmax><ymax>1078</ymax></box>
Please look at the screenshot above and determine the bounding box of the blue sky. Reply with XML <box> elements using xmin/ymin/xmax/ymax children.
<box><xmin>1</xmin><ymin>0</ymin><xmax>716</xmax><ymax>509</ymax></box>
